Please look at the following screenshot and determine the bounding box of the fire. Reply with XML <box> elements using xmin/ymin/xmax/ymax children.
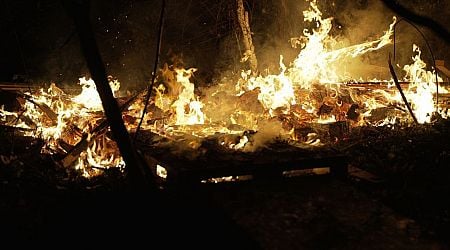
<box><xmin>236</xmin><ymin>0</ymin><xmax>397</xmax><ymax>126</ymax></box>
<box><xmin>72</xmin><ymin>77</ymin><xmax>121</xmax><ymax>111</ymax></box>
<box><xmin>1</xmin><ymin>0</ymin><xmax>449</xmax><ymax>176</ymax></box>
<box><xmin>238</xmin><ymin>56</ymin><xmax>296</xmax><ymax>114</ymax></box>
<box><xmin>1</xmin><ymin>77</ymin><xmax>124</xmax><ymax>175</ymax></box>
<box><xmin>171</xmin><ymin>68</ymin><xmax>205</xmax><ymax>125</ymax></box>
<box><xmin>401</xmin><ymin>45</ymin><xmax>445</xmax><ymax>123</ymax></box>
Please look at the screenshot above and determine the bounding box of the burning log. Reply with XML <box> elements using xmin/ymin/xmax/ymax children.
<box><xmin>60</xmin><ymin>134</ymin><xmax>89</xmax><ymax>168</ymax></box>
<box><xmin>0</xmin><ymin>90</ymin><xmax>59</xmax><ymax>126</ymax></box>
<box><xmin>60</xmin><ymin>91</ymin><xmax>144</xmax><ymax>168</ymax></box>
<box><xmin>346</xmin><ymin>81</ymin><xmax>450</xmax><ymax>110</ymax></box>
<box><xmin>1</xmin><ymin>88</ymin><xmax>88</xmax><ymax>152</ymax></box>
<box><xmin>0</xmin><ymin>82</ymin><xmax>79</xmax><ymax>94</ymax></box>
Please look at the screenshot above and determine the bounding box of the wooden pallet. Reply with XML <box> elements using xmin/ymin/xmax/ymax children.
<box><xmin>138</xmin><ymin>131</ymin><xmax>348</xmax><ymax>186</ymax></box>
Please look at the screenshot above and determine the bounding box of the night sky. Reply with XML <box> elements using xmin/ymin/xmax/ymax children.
<box><xmin>1</xmin><ymin>0</ymin><xmax>449</xmax><ymax>89</ymax></box>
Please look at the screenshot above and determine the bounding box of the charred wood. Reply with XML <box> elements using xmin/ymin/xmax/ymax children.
<box><xmin>60</xmin><ymin>91</ymin><xmax>144</xmax><ymax>168</ymax></box>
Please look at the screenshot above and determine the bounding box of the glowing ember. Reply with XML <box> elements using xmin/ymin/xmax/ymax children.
<box><xmin>156</xmin><ymin>164</ymin><xmax>168</xmax><ymax>179</ymax></box>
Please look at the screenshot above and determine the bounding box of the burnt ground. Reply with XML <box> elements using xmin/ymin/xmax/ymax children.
<box><xmin>1</xmin><ymin>120</ymin><xmax>450</xmax><ymax>249</ymax></box>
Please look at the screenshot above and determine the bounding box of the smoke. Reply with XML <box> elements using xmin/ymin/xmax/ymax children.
<box><xmin>243</xmin><ymin>119</ymin><xmax>285</xmax><ymax>152</ymax></box>
<box><xmin>334</xmin><ymin>0</ymin><xmax>416</xmax><ymax>79</ymax></box>
<box><xmin>251</xmin><ymin>0</ymin><xmax>310</xmax><ymax>74</ymax></box>
<box><xmin>244</xmin><ymin>0</ymin><xmax>435</xmax><ymax>80</ymax></box>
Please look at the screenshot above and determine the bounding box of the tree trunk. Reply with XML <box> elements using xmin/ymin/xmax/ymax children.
<box><xmin>236</xmin><ymin>0</ymin><xmax>258</xmax><ymax>74</ymax></box>
<box><xmin>62</xmin><ymin>0</ymin><xmax>155</xmax><ymax>191</ymax></box>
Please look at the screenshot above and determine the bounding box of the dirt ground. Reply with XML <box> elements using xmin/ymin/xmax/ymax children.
<box><xmin>1</xmin><ymin>120</ymin><xmax>450</xmax><ymax>249</ymax></box>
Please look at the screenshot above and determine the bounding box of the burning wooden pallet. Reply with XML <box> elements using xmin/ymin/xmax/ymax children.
<box><xmin>137</xmin><ymin>131</ymin><xmax>348</xmax><ymax>187</ymax></box>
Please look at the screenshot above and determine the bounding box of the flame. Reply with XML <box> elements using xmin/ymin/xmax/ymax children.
<box><xmin>238</xmin><ymin>56</ymin><xmax>296</xmax><ymax>113</ymax></box>
<box><xmin>236</xmin><ymin>0</ymin><xmax>397</xmax><ymax>125</ymax></box>
<box><xmin>1</xmin><ymin>77</ymin><xmax>124</xmax><ymax>176</ymax></box>
<box><xmin>1</xmin><ymin>0</ymin><xmax>449</xmax><ymax>177</ymax></box>
<box><xmin>72</xmin><ymin>77</ymin><xmax>121</xmax><ymax>111</ymax></box>
<box><xmin>401</xmin><ymin>45</ymin><xmax>444</xmax><ymax>123</ymax></box>
<box><xmin>153</xmin><ymin>67</ymin><xmax>206</xmax><ymax>126</ymax></box>
<box><xmin>172</xmin><ymin>68</ymin><xmax>205</xmax><ymax>125</ymax></box>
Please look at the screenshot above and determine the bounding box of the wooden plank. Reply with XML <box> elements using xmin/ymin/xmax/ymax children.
<box><xmin>436</xmin><ymin>60</ymin><xmax>450</xmax><ymax>78</ymax></box>
<box><xmin>348</xmin><ymin>165</ymin><xmax>384</xmax><ymax>184</ymax></box>
<box><xmin>0</xmin><ymin>82</ymin><xmax>79</xmax><ymax>93</ymax></box>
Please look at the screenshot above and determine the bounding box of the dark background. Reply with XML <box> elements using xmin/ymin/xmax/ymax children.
<box><xmin>1</xmin><ymin>0</ymin><xmax>449</xmax><ymax>90</ymax></box>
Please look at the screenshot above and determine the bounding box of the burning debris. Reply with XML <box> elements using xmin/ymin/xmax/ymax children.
<box><xmin>0</xmin><ymin>0</ymin><xmax>449</xmax><ymax>180</ymax></box>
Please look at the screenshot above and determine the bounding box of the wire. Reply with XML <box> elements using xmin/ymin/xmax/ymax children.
<box><xmin>134</xmin><ymin>0</ymin><xmax>166</xmax><ymax>140</ymax></box>
<box><xmin>392</xmin><ymin>18</ymin><xmax>440</xmax><ymax>110</ymax></box>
